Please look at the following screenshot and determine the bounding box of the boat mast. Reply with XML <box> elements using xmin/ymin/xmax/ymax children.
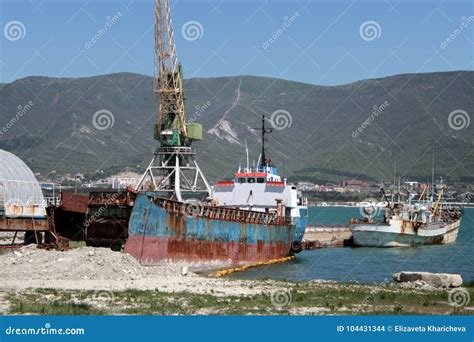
<box><xmin>245</xmin><ymin>139</ymin><xmax>249</xmax><ymax>172</ymax></box>
<box><xmin>260</xmin><ymin>115</ymin><xmax>272</xmax><ymax>167</ymax></box>
<box><xmin>431</xmin><ymin>148</ymin><xmax>435</xmax><ymax>202</ymax></box>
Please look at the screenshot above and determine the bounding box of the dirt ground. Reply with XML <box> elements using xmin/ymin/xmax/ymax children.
<box><xmin>0</xmin><ymin>245</ymin><xmax>279</xmax><ymax>296</ymax></box>
<box><xmin>0</xmin><ymin>245</ymin><xmax>472</xmax><ymax>315</ymax></box>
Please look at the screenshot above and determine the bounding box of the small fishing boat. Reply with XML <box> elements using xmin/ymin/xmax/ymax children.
<box><xmin>350</xmin><ymin>185</ymin><xmax>463</xmax><ymax>247</ymax></box>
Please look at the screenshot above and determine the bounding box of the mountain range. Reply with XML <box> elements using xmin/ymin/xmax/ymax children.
<box><xmin>0</xmin><ymin>70</ymin><xmax>472</xmax><ymax>184</ymax></box>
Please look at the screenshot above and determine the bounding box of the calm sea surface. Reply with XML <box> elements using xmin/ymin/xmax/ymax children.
<box><xmin>231</xmin><ymin>207</ymin><xmax>474</xmax><ymax>283</ymax></box>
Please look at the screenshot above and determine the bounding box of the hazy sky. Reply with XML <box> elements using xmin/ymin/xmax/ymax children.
<box><xmin>0</xmin><ymin>0</ymin><xmax>472</xmax><ymax>85</ymax></box>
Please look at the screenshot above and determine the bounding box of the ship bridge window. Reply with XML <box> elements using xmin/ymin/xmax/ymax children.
<box><xmin>238</xmin><ymin>178</ymin><xmax>246</xmax><ymax>183</ymax></box>
<box><xmin>256</xmin><ymin>178</ymin><xmax>265</xmax><ymax>183</ymax></box>
<box><xmin>248</xmin><ymin>178</ymin><xmax>256</xmax><ymax>183</ymax></box>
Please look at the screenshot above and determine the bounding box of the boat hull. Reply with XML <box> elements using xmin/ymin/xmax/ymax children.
<box><xmin>352</xmin><ymin>219</ymin><xmax>460</xmax><ymax>247</ymax></box>
<box><xmin>125</xmin><ymin>193</ymin><xmax>303</xmax><ymax>264</ymax></box>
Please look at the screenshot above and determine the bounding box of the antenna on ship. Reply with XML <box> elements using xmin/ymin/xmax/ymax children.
<box><xmin>245</xmin><ymin>139</ymin><xmax>249</xmax><ymax>172</ymax></box>
<box><xmin>135</xmin><ymin>0</ymin><xmax>211</xmax><ymax>201</ymax></box>
<box><xmin>260</xmin><ymin>115</ymin><xmax>272</xmax><ymax>168</ymax></box>
<box><xmin>431</xmin><ymin>147</ymin><xmax>435</xmax><ymax>202</ymax></box>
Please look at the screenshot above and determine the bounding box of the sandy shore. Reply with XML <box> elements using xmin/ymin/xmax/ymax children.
<box><xmin>0</xmin><ymin>245</ymin><xmax>285</xmax><ymax>296</ymax></box>
<box><xmin>1</xmin><ymin>245</ymin><xmax>472</xmax><ymax>315</ymax></box>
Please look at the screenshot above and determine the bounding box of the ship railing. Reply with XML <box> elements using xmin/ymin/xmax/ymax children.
<box><xmin>154</xmin><ymin>146</ymin><xmax>196</xmax><ymax>155</ymax></box>
<box><xmin>44</xmin><ymin>196</ymin><xmax>61</xmax><ymax>207</ymax></box>
<box><xmin>151</xmin><ymin>196</ymin><xmax>290</xmax><ymax>226</ymax></box>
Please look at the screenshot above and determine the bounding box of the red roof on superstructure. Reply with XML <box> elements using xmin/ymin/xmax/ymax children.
<box><xmin>215</xmin><ymin>181</ymin><xmax>235</xmax><ymax>186</ymax></box>
<box><xmin>234</xmin><ymin>172</ymin><xmax>268</xmax><ymax>177</ymax></box>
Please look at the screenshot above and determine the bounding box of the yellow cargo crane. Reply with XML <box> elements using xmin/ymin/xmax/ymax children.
<box><xmin>135</xmin><ymin>0</ymin><xmax>211</xmax><ymax>201</ymax></box>
<box><xmin>154</xmin><ymin>0</ymin><xmax>201</xmax><ymax>146</ymax></box>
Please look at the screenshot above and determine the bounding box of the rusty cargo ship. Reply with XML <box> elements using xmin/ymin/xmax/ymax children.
<box><xmin>124</xmin><ymin>127</ymin><xmax>308</xmax><ymax>264</ymax></box>
<box><xmin>125</xmin><ymin>183</ymin><xmax>307</xmax><ymax>264</ymax></box>
<box><xmin>123</xmin><ymin>0</ymin><xmax>307</xmax><ymax>265</ymax></box>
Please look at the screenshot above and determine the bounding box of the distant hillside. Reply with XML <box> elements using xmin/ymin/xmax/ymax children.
<box><xmin>0</xmin><ymin>71</ymin><xmax>473</xmax><ymax>183</ymax></box>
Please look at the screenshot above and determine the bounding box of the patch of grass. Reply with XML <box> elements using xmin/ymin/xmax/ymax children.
<box><xmin>9</xmin><ymin>299</ymin><xmax>106</xmax><ymax>315</ymax></box>
<box><xmin>68</xmin><ymin>241</ymin><xmax>86</xmax><ymax>248</ymax></box>
<box><xmin>4</xmin><ymin>284</ymin><xmax>474</xmax><ymax>316</ymax></box>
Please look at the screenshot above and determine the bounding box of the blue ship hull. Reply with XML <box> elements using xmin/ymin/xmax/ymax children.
<box><xmin>125</xmin><ymin>192</ymin><xmax>306</xmax><ymax>264</ymax></box>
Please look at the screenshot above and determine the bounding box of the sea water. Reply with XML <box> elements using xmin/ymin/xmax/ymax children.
<box><xmin>231</xmin><ymin>207</ymin><xmax>474</xmax><ymax>283</ymax></box>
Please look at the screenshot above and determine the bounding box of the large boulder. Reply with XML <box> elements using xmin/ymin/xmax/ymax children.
<box><xmin>393</xmin><ymin>272</ymin><xmax>463</xmax><ymax>288</ymax></box>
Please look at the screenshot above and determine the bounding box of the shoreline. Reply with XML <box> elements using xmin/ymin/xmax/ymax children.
<box><xmin>308</xmin><ymin>202</ymin><xmax>474</xmax><ymax>208</ymax></box>
<box><xmin>0</xmin><ymin>245</ymin><xmax>473</xmax><ymax>315</ymax></box>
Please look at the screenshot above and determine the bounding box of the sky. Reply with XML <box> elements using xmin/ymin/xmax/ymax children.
<box><xmin>0</xmin><ymin>0</ymin><xmax>473</xmax><ymax>85</ymax></box>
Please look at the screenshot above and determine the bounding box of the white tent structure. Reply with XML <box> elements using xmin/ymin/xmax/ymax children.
<box><xmin>0</xmin><ymin>149</ymin><xmax>46</xmax><ymax>218</ymax></box>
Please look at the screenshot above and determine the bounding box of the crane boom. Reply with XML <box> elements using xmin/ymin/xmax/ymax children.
<box><xmin>136</xmin><ymin>0</ymin><xmax>210</xmax><ymax>201</ymax></box>
<box><xmin>154</xmin><ymin>0</ymin><xmax>187</xmax><ymax>145</ymax></box>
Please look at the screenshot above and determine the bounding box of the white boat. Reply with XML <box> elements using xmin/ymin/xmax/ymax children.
<box><xmin>351</xmin><ymin>187</ymin><xmax>464</xmax><ymax>247</ymax></box>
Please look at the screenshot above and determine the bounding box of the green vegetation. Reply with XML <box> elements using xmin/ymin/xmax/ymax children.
<box><xmin>0</xmin><ymin>71</ymin><xmax>473</xmax><ymax>183</ymax></box>
<box><xmin>68</xmin><ymin>241</ymin><xmax>87</xmax><ymax>248</ymax></box>
<box><xmin>3</xmin><ymin>283</ymin><xmax>473</xmax><ymax>316</ymax></box>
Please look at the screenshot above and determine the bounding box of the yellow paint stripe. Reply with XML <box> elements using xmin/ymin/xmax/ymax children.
<box><xmin>210</xmin><ymin>256</ymin><xmax>295</xmax><ymax>277</ymax></box>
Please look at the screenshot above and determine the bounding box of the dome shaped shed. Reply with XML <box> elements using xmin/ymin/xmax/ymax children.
<box><xmin>0</xmin><ymin>149</ymin><xmax>46</xmax><ymax>218</ymax></box>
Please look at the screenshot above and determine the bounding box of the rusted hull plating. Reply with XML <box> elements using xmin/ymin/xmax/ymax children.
<box><xmin>352</xmin><ymin>219</ymin><xmax>461</xmax><ymax>247</ymax></box>
<box><xmin>0</xmin><ymin>216</ymin><xmax>49</xmax><ymax>231</ymax></box>
<box><xmin>125</xmin><ymin>193</ymin><xmax>299</xmax><ymax>264</ymax></box>
<box><xmin>126</xmin><ymin>235</ymin><xmax>292</xmax><ymax>264</ymax></box>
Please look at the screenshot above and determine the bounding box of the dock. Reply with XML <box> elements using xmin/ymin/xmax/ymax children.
<box><xmin>302</xmin><ymin>225</ymin><xmax>353</xmax><ymax>249</ymax></box>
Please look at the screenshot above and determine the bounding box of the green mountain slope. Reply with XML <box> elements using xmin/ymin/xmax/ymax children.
<box><xmin>0</xmin><ymin>71</ymin><xmax>472</xmax><ymax>183</ymax></box>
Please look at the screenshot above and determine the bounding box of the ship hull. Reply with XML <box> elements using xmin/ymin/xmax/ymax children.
<box><xmin>125</xmin><ymin>193</ymin><xmax>302</xmax><ymax>264</ymax></box>
<box><xmin>352</xmin><ymin>219</ymin><xmax>460</xmax><ymax>247</ymax></box>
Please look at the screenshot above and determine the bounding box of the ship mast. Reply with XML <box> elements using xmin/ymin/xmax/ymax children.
<box><xmin>135</xmin><ymin>0</ymin><xmax>211</xmax><ymax>201</ymax></box>
<box><xmin>260</xmin><ymin>115</ymin><xmax>272</xmax><ymax>167</ymax></box>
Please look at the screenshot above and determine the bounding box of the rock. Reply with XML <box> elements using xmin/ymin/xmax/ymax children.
<box><xmin>13</xmin><ymin>251</ymin><xmax>22</xmax><ymax>257</ymax></box>
<box><xmin>393</xmin><ymin>272</ymin><xmax>463</xmax><ymax>288</ymax></box>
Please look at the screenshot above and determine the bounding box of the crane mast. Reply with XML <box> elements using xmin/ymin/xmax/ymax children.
<box><xmin>135</xmin><ymin>0</ymin><xmax>211</xmax><ymax>201</ymax></box>
<box><xmin>154</xmin><ymin>0</ymin><xmax>187</xmax><ymax>145</ymax></box>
